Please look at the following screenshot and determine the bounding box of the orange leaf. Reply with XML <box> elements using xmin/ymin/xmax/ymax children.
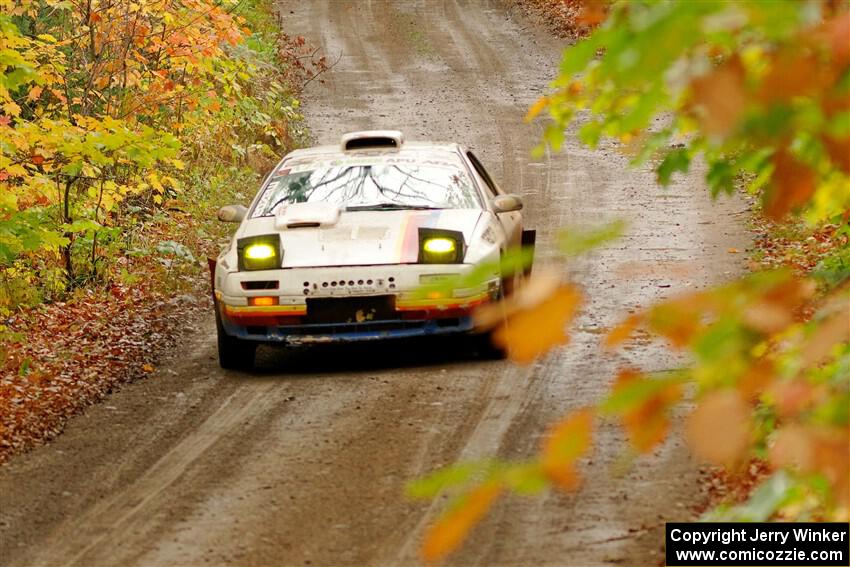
<box><xmin>604</xmin><ymin>313</ymin><xmax>642</xmax><ymax>349</ymax></box>
<box><xmin>576</xmin><ymin>0</ymin><xmax>609</xmax><ymax>26</ymax></box>
<box><xmin>524</xmin><ymin>96</ymin><xmax>549</xmax><ymax>122</ymax></box>
<box><xmin>743</xmin><ymin>277</ymin><xmax>815</xmax><ymax>334</ymax></box>
<box><xmin>769</xmin><ymin>424</ymin><xmax>813</xmax><ymax>471</ymax></box>
<box><xmin>771</xmin><ymin>425</ymin><xmax>849</xmax><ymax>506</ymax></box>
<box><xmin>690</xmin><ymin>57</ymin><xmax>746</xmax><ymax>137</ymax></box>
<box><xmin>800</xmin><ymin>299</ymin><xmax>850</xmax><ymax>370</ymax></box>
<box><xmin>686</xmin><ymin>390</ymin><xmax>751</xmax><ymax>468</ymax></box>
<box><xmin>812</xmin><ymin>428</ymin><xmax>849</xmax><ymax>506</ymax></box>
<box><xmin>768</xmin><ymin>378</ymin><xmax>818</xmax><ymax>418</ymax></box>
<box><xmin>742</xmin><ymin>301</ymin><xmax>795</xmax><ymax>334</ymax></box>
<box><xmin>614</xmin><ymin>370</ymin><xmax>682</xmax><ymax>453</ymax></box>
<box><xmin>737</xmin><ymin>358</ymin><xmax>776</xmax><ymax>400</ymax></box>
<box><xmin>822</xmin><ymin>134</ymin><xmax>850</xmax><ymax>173</ymax></box>
<box><xmin>647</xmin><ymin>294</ymin><xmax>708</xmax><ymax>348</ymax></box>
<box><xmin>492</xmin><ymin>283</ymin><xmax>582</xmax><ymax>364</ymax></box>
<box><xmin>762</xmin><ymin>277</ymin><xmax>815</xmax><ymax>308</ymax></box>
<box><xmin>420</xmin><ymin>481</ymin><xmax>503</xmax><ymax>563</ymax></box>
<box><xmin>27</xmin><ymin>85</ymin><xmax>43</xmax><ymax>102</ymax></box>
<box><xmin>540</xmin><ymin>408</ymin><xmax>594</xmax><ymax>491</ymax></box>
<box><xmin>826</xmin><ymin>11</ymin><xmax>850</xmax><ymax>66</ymax></box>
<box><xmin>763</xmin><ymin>149</ymin><xmax>816</xmax><ymax>220</ymax></box>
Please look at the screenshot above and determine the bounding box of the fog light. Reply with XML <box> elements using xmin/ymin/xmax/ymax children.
<box><xmin>245</xmin><ymin>243</ymin><xmax>276</xmax><ymax>260</ymax></box>
<box><xmin>237</xmin><ymin>234</ymin><xmax>281</xmax><ymax>271</ymax></box>
<box><xmin>423</xmin><ymin>237</ymin><xmax>455</xmax><ymax>255</ymax></box>
<box><xmin>418</xmin><ymin>229</ymin><xmax>464</xmax><ymax>264</ymax></box>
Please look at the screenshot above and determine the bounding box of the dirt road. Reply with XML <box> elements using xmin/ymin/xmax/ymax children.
<box><xmin>0</xmin><ymin>1</ymin><xmax>749</xmax><ymax>566</ymax></box>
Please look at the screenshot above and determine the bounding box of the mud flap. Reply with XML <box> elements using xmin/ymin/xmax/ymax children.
<box><xmin>521</xmin><ymin>229</ymin><xmax>536</xmax><ymax>276</ymax></box>
<box><xmin>207</xmin><ymin>258</ymin><xmax>217</xmax><ymax>304</ymax></box>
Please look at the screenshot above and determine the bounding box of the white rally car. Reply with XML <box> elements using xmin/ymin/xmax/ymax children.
<box><xmin>212</xmin><ymin>131</ymin><xmax>534</xmax><ymax>369</ymax></box>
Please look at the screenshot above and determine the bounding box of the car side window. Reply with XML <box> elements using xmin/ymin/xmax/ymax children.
<box><xmin>467</xmin><ymin>151</ymin><xmax>501</xmax><ymax>199</ymax></box>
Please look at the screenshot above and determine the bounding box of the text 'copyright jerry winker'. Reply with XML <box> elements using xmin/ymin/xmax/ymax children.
<box><xmin>665</xmin><ymin>522</ymin><xmax>849</xmax><ymax>566</ymax></box>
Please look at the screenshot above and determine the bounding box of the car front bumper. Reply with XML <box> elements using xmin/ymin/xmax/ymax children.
<box><xmin>219</xmin><ymin>314</ymin><xmax>476</xmax><ymax>345</ymax></box>
<box><xmin>214</xmin><ymin>263</ymin><xmax>499</xmax><ymax>344</ymax></box>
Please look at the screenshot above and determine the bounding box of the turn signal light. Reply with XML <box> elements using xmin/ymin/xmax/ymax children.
<box><xmin>249</xmin><ymin>296</ymin><xmax>278</xmax><ymax>306</ymax></box>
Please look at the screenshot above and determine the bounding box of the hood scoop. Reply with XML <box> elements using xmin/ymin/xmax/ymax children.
<box><xmin>275</xmin><ymin>202</ymin><xmax>341</xmax><ymax>230</ymax></box>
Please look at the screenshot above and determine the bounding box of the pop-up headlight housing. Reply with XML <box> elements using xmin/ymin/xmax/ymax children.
<box><xmin>237</xmin><ymin>234</ymin><xmax>281</xmax><ymax>271</ymax></box>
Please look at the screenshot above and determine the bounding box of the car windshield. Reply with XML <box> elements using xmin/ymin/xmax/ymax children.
<box><xmin>251</xmin><ymin>163</ymin><xmax>481</xmax><ymax>217</ymax></box>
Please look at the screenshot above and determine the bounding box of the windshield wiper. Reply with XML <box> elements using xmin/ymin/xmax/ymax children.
<box><xmin>345</xmin><ymin>203</ymin><xmax>443</xmax><ymax>211</ymax></box>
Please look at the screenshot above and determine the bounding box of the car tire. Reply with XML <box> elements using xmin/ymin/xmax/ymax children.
<box><xmin>472</xmin><ymin>331</ymin><xmax>507</xmax><ymax>360</ymax></box>
<box><xmin>215</xmin><ymin>310</ymin><xmax>256</xmax><ymax>370</ymax></box>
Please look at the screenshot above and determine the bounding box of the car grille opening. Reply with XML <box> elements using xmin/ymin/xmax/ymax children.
<box><xmin>241</xmin><ymin>280</ymin><xmax>279</xmax><ymax>290</ymax></box>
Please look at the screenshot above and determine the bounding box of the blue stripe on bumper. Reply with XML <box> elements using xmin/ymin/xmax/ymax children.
<box><xmin>221</xmin><ymin>317</ymin><xmax>475</xmax><ymax>345</ymax></box>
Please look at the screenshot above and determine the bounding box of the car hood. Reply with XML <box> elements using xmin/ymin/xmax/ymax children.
<box><xmin>240</xmin><ymin>209</ymin><xmax>484</xmax><ymax>268</ymax></box>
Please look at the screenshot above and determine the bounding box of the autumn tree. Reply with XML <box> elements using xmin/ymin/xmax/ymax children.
<box><xmin>1</xmin><ymin>0</ymin><xmax>304</xmax><ymax>303</ymax></box>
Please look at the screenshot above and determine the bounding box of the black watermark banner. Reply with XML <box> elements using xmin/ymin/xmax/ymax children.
<box><xmin>666</xmin><ymin>522</ymin><xmax>849</xmax><ymax>566</ymax></box>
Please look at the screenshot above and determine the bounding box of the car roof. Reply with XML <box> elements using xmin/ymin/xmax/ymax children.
<box><xmin>280</xmin><ymin>141</ymin><xmax>467</xmax><ymax>168</ymax></box>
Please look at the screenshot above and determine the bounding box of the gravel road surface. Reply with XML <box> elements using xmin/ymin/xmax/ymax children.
<box><xmin>0</xmin><ymin>1</ymin><xmax>749</xmax><ymax>566</ymax></box>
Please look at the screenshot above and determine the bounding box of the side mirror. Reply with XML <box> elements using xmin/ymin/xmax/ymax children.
<box><xmin>217</xmin><ymin>205</ymin><xmax>248</xmax><ymax>223</ymax></box>
<box><xmin>492</xmin><ymin>194</ymin><xmax>523</xmax><ymax>213</ymax></box>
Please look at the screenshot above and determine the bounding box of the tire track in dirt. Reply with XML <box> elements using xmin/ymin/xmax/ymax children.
<box><xmin>29</xmin><ymin>382</ymin><xmax>280</xmax><ymax>566</ymax></box>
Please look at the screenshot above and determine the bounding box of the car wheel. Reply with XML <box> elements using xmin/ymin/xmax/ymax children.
<box><xmin>215</xmin><ymin>310</ymin><xmax>256</xmax><ymax>370</ymax></box>
<box><xmin>472</xmin><ymin>331</ymin><xmax>507</xmax><ymax>360</ymax></box>
<box><xmin>501</xmin><ymin>266</ymin><xmax>526</xmax><ymax>298</ymax></box>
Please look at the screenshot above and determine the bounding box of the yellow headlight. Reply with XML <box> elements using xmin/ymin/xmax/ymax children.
<box><xmin>423</xmin><ymin>237</ymin><xmax>456</xmax><ymax>254</ymax></box>
<box><xmin>244</xmin><ymin>243</ymin><xmax>276</xmax><ymax>260</ymax></box>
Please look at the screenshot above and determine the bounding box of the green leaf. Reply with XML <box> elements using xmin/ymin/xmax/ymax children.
<box><xmin>656</xmin><ymin>148</ymin><xmax>690</xmax><ymax>186</ymax></box>
<box><xmin>502</xmin><ymin>462</ymin><xmax>548</xmax><ymax>495</ymax></box>
<box><xmin>600</xmin><ymin>372</ymin><xmax>685</xmax><ymax>415</ymax></box>
<box><xmin>706</xmin><ymin>160</ymin><xmax>735</xmax><ymax>197</ymax></box>
<box><xmin>558</xmin><ymin>34</ymin><xmax>603</xmax><ymax>78</ymax></box>
<box><xmin>63</xmin><ymin>220</ymin><xmax>102</xmax><ymax>233</ymax></box>
<box><xmin>578</xmin><ymin>120</ymin><xmax>603</xmax><ymax>147</ymax></box>
<box><xmin>62</xmin><ymin>161</ymin><xmax>84</xmax><ymax>177</ymax></box>
<box><xmin>619</xmin><ymin>83</ymin><xmax>664</xmax><ymax>133</ymax></box>
<box><xmin>558</xmin><ymin>219</ymin><xmax>626</xmax><ymax>256</ymax></box>
<box><xmin>543</xmin><ymin>126</ymin><xmax>565</xmax><ymax>152</ymax></box>
<box><xmin>405</xmin><ymin>461</ymin><xmax>495</xmax><ymax>500</ymax></box>
<box><xmin>412</xmin><ymin>246</ymin><xmax>534</xmax><ymax>300</ymax></box>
